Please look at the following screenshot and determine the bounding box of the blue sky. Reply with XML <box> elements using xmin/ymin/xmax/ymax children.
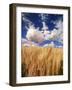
<box><xmin>21</xmin><ymin>12</ymin><xmax>63</xmax><ymax>47</ymax></box>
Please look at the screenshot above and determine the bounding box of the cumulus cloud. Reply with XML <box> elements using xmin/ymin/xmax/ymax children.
<box><xmin>44</xmin><ymin>29</ymin><xmax>57</xmax><ymax>40</ymax></box>
<box><xmin>44</xmin><ymin>19</ymin><xmax>63</xmax><ymax>43</ymax></box>
<box><xmin>26</xmin><ymin>25</ymin><xmax>45</xmax><ymax>43</ymax></box>
<box><xmin>54</xmin><ymin>20</ymin><xmax>63</xmax><ymax>42</ymax></box>
<box><xmin>22</xmin><ymin>14</ymin><xmax>45</xmax><ymax>43</ymax></box>
<box><xmin>23</xmin><ymin>13</ymin><xmax>63</xmax><ymax>47</ymax></box>
<box><xmin>26</xmin><ymin>19</ymin><xmax>63</xmax><ymax>44</ymax></box>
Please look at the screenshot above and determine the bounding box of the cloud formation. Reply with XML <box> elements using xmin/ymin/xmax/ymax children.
<box><xmin>22</xmin><ymin>13</ymin><xmax>63</xmax><ymax>47</ymax></box>
<box><xmin>25</xmin><ymin>19</ymin><xmax>63</xmax><ymax>45</ymax></box>
<box><xmin>26</xmin><ymin>25</ymin><xmax>45</xmax><ymax>43</ymax></box>
<box><xmin>44</xmin><ymin>19</ymin><xmax>63</xmax><ymax>43</ymax></box>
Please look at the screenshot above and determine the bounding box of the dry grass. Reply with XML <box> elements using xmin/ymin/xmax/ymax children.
<box><xmin>21</xmin><ymin>46</ymin><xmax>63</xmax><ymax>77</ymax></box>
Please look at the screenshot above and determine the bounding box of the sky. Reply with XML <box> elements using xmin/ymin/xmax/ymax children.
<box><xmin>21</xmin><ymin>12</ymin><xmax>63</xmax><ymax>47</ymax></box>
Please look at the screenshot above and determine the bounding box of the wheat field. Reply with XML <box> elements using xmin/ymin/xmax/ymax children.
<box><xmin>21</xmin><ymin>45</ymin><xmax>63</xmax><ymax>77</ymax></box>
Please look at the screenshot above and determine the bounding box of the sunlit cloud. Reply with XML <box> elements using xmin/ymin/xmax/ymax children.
<box><xmin>44</xmin><ymin>19</ymin><xmax>63</xmax><ymax>43</ymax></box>
<box><xmin>22</xmin><ymin>13</ymin><xmax>63</xmax><ymax>47</ymax></box>
<box><xmin>25</xmin><ymin>18</ymin><xmax>63</xmax><ymax>46</ymax></box>
<box><xmin>26</xmin><ymin>25</ymin><xmax>45</xmax><ymax>43</ymax></box>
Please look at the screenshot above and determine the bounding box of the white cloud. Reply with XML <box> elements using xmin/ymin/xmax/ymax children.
<box><xmin>43</xmin><ymin>41</ymin><xmax>55</xmax><ymax>47</ymax></box>
<box><xmin>44</xmin><ymin>19</ymin><xmax>63</xmax><ymax>43</ymax></box>
<box><xmin>54</xmin><ymin>20</ymin><xmax>63</xmax><ymax>42</ymax></box>
<box><xmin>22</xmin><ymin>38</ymin><xmax>39</xmax><ymax>47</ymax></box>
<box><xmin>22</xmin><ymin>15</ymin><xmax>33</xmax><ymax>28</ymax></box>
<box><xmin>53</xmin><ymin>19</ymin><xmax>63</xmax><ymax>35</ymax></box>
<box><xmin>43</xmin><ymin>44</ymin><xmax>49</xmax><ymax>47</ymax></box>
<box><xmin>22</xmin><ymin>14</ymin><xmax>45</xmax><ymax>43</ymax></box>
<box><xmin>23</xmin><ymin>14</ymin><xmax>63</xmax><ymax>45</ymax></box>
<box><xmin>22</xmin><ymin>15</ymin><xmax>45</xmax><ymax>43</ymax></box>
<box><xmin>26</xmin><ymin>25</ymin><xmax>45</xmax><ymax>43</ymax></box>
<box><xmin>44</xmin><ymin>29</ymin><xmax>57</xmax><ymax>40</ymax></box>
<box><xmin>55</xmin><ymin>20</ymin><xmax>63</xmax><ymax>30</ymax></box>
<box><xmin>49</xmin><ymin>41</ymin><xmax>55</xmax><ymax>47</ymax></box>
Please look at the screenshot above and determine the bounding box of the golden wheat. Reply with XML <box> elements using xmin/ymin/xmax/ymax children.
<box><xmin>21</xmin><ymin>46</ymin><xmax>63</xmax><ymax>77</ymax></box>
